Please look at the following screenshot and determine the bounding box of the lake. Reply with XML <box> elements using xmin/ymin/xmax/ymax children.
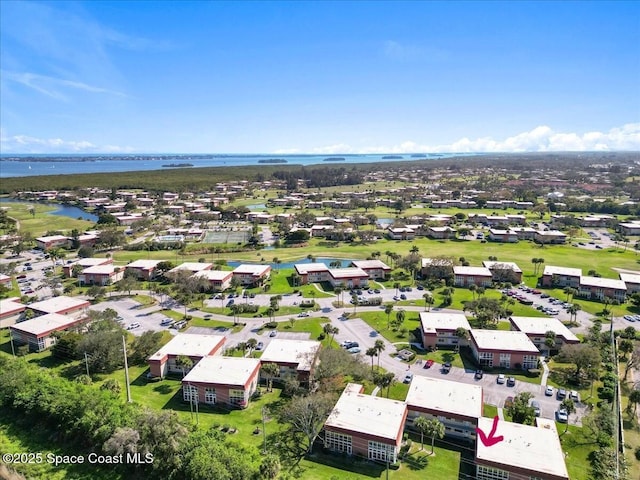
<box><xmin>0</xmin><ymin>198</ymin><xmax>98</xmax><ymax>222</ymax></box>
<box><xmin>0</xmin><ymin>153</ymin><xmax>475</xmax><ymax>178</ymax></box>
<box><xmin>227</xmin><ymin>257</ymin><xmax>353</xmax><ymax>270</ymax></box>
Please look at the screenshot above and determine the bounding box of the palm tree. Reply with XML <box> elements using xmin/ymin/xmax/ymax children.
<box><xmin>627</xmin><ymin>389</ymin><xmax>640</xmax><ymax>416</ymax></box>
<box><xmin>469</xmin><ymin>284</ymin><xmax>477</xmax><ymax>300</ymax></box>
<box><xmin>393</xmin><ymin>282</ymin><xmax>401</xmax><ymax>295</ymax></box>
<box><xmin>384</xmin><ymin>304</ymin><xmax>394</xmax><ymax>328</ymax></box>
<box><xmin>410</xmin><ymin>245</ymin><xmax>419</xmax><ymax>255</ymax></box>
<box><xmin>559</xmin><ymin>398</ymin><xmax>576</xmax><ymax>433</ymax></box>
<box><xmin>423</xmin><ymin>418</ymin><xmax>445</xmax><ymax>454</ymax></box>
<box><xmin>261</xmin><ymin>362</ymin><xmax>279</xmax><ymax>392</ymax></box>
<box><xmin>374</xmin><ymin>339</ymin><xmax>386</xmax><ymax>367</ymax></box>
<box><xmin>334</xmin><ymin>287</ymin><xmax>343</xmax><ymax>306</ymax></box>
<box><xmin>423</xmin><ymin>293</ymin><xmax>434</xmax><ymax>311</ymax></box>
<box><xmin>414</xmin><ymin>416</ymin><xmax>430</xmax><ymax>450</ymax></box>
<box><xmin>568</xmin><ymin>303</ymin><xmax>581</xmax><ymax>323</ymax></box>
<box><xmin>394</xmin><ymin>309</ymin><xmax>406</xmax><ymax>330</ymax></box>
<box><xmin>366</xmin><ymin>347</ymin><xmax>378</xmax><ymax>371</ymax></box>
<box><xmin>176</xmin><ymin>355</ymin><xmax>193</xmax><ymax>378</ymax></box>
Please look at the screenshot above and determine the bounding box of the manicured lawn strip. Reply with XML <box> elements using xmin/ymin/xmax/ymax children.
<box><xmin>557</xmin><ymin>424</ymin><xmax>596</xmax><ymax>480</ymax></box>
<box><xmin>356</xmin><ymin>311</ymin><xmax>418</xmax><ymax>345</ymax></box>
<box><xmin>483</xmin><ymin>404</ymin><xmax>498</xmax><ymax>418</ymax></box>
<box><xmin>0</xmin><ymin>202</ymin><xmax>94</xmax><ymax>236</ymax></box>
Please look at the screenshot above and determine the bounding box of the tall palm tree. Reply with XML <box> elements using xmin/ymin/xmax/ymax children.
<box><xmin>384</xmin><ymin>304</ymin><xmax>394</xmax><ymax>329</ymax></box>
<box><xmin>366</xmin><ymin>347</ymin><xmax>378</xmax><ymax>372</ymax></box>
<box><xmin>374</xmin><ymin>339</ymin><xmax>386</xmax><ymax>367</ymax></box>
<box><xmin>423</xmin><ymin>418</ymin><xmax>445</xmax><ymax>454</ymax></box>
<box><xmin>423</xmin><ymin>293</ymin><xmax>434</xmax><ymax>311</ymax></box>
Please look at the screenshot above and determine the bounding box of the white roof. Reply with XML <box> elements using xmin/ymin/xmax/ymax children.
<box><xmin>148</xmin><ymin>334</ymin><xmax>225</xmax><ymax>361</ymax></box>
<box><xmin>0</xmin><ymin>298</ymin><xmax>26</xmax><ymax>315</ymax></box>
<box><xmin>82</xmin><ymin>264</ymin><xmax>117</xmax><ymax>275</ymax></box>
<box><xmin>351</xmin><ymin>260</ymin><xmax>391</xmax><ymax>270</ymax></box>
<box><xmin>419</xmin><ymin>312</ymin><xmax>471</xmax><ymax>333</ymax></box>
<box><xmin>73</xmin><ymin>257</ymin><xmax>111</xmax><ymax>267</ymax></box>
<box><xmin>453</xmin><ymin>266</ymin><xmax>492</xmax><ymax>276</ymax></box>
<box><xmin>127</xmin><ymin>259</ymin><xmax>162</xmax><ymax>269</ymax></box>
<box><xmin>580</xmin><ymin>276</ymin><xmax>627</xmax><ymax>290</ymax></box>
<box><xmin>482</xmin><ymin>261</ymin><xmax>522</xmax><ymax>273</ymax></box>
<box><xmin>28</xmin><ymin>296</ymin><xmax>89</xmax><ymax>314</ymax></box>
<box><xmin>543</xmin><ymin>265</ymin><xmax>582</xmax><ymax>277</ymax></box>
<box><xmin>405</xmin><ymin>376</ymin><xmax>482</xmax><ymax>420</ymax></box>
<box><xmin>181</xmin><ymin>356</ymin><xmax>260</xmax><ymax>386</ymax></box>
<box><xmin>510</xmin><ymin>316</ymin><xmax>579</xmax><ymax>342</ymax></box>
<box><xmin>476</xmin><ymin>417</ymin><xmax>569</xmax><ymax>479</ymax></box>
<box><xmin>325</xmin><ymin>383</ymin><xmax>407</xmax><ymax>442</ymax></box>
<box><xmin>470</xmin><ymin>329</ymin><xmax>539</xmax><ymax>353</ymax></box>
<box><xmin>294</xmin><ymin>263</ymin><xmax>329</xmax><ymax>275</ymax></box>
<box><xmin>233</xmin><ymin>264</ymin><xmax>271</xmax><ymax>275</ymax></box>
<box><xmin>620</xmin><ymin>273</ymin><xmax>640</xmax><ymax>285</ymax></box>
<box><xmin>36</xmin><ymin>235</ymin><xmax>68</xmax><ymax>242</ymax></box>
<box><xmin>329</xmin><ymin>267</ymin><xmax>368</xmax><ymax>279</ymax></box>
<box><xmin>194</xmin><ymin>270</ymin><xmax>233</xmax><ymax>281</ymax></box>
<box><xmin>421</xmin><ymin>257</ymin><xmax>454</xmax><ymax>268</ymax></box>
<box><xmin>260</xmin><ymin>339</ymin><xmax>321</xmax><ymax>372</ymax></box>
<box><xmin>536</xmin><ymin>230</ymin><xmax>566</xmax><ymax>237</ymax></box>
<box><xmin>10</xmin><ymin>313</ymin><xmax>78</xmax><ymax>336</ymax></box>
<box><xmin>169</xmin><ymin>262</ymin><xmax>212</xmax><ymax>273</ymax></box>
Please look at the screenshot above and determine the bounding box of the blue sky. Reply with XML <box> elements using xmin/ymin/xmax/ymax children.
<box><xmin>1</xmin><ymin>1</ymin><xmax>639</xmax><ymax>153</ymax></box>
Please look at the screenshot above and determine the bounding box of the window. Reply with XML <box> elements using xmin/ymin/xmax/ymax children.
<box><xmin>204</xmin><ymin>387</ymin><xmax>216</xmax><ymax>404</ymax></box>
<box><xmin>325</xmin><ymin>431</ymin><xmax>352</xmax><ymax>454</ymax></box>
<box><xmin>368</xmin><ymin>440</ymin><xmax>396</xmax><ymax>463</ymax></box>
<box><xmin>229</xmin><ymin>389</ymin><xmax>245</xmax><ymax>405</ymax></box>
<box><xmin>477</xmin><ymin>465</ymin><xmax>509</xmax><ymax>480</ymax></box>
<box><xmin>183</xmin><ymin>384</ymin><xmax>198</xmax><ymax>403</ymax></box>
<box><xmin>499</xmin><ymin>353</ymin><xmax>510</xmax><ymax>369</ymax></box>
<box><xmin>479</xmin><ymin>351</ymin><xmax>493</xmax><ymax>367</ymax></box>
<box><xmin>522</xmin><ymin>355</ymin><xmax>538</xmax><ymax>369</ymax></box>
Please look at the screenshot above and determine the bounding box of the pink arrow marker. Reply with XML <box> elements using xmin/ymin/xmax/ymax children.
<box><xmin>476</xmin><ymin>416</ymin><xmax>504</xmax><ymax>447</ymax></box>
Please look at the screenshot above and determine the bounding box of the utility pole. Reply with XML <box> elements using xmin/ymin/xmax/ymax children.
<box><xmin>9</xmin><ymin>329</ymin><xmax>15</xmax><ymax>357</ymax></box>
<box><xmin>122</xmin><ymin>336</ymin><xmax>132</xmax><ymax>403</ymax></box>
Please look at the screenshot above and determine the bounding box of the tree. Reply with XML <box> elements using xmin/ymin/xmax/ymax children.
<box><xmin>334</xmin><ymin>286</ymin><xmax>343</xmax><ymax>306</ymax></box>
<box><xmin>414</xmin><ymin>416</ymin><xmax>430</xmax><ymax>450</ymax></box>
<box><xmin>374</xmin><ymin>371</ymin><xmax>395</xmax><ymax>398</ymax></box>
<box><xmin>374</xmin><ymin>339</ymin><xmax>386</xmax><ymax>367</ymax></box>
<box><xmin>393</xmin><ymin>309</ymin><xmax>406</xmax><ymax>331</ymax></box>
<box><xmin>423</xmin><ymin>293</ymin><xmax>434</xmax><ymax>311</ymax></box>
<box><xmin>100</xmin><ymin>378</ymin><xmax>122</xmax><ymax>396</ymax></box>
<box><xmin>506</xmin><ymin>392</ymin><xmax>535</xmax><ymax>425</ymax></box>
<box><xmin>423</xmin><ymin>418</ymin><xmax>445</xmax><ymax>454</ymax></box>
<box><xmin>277</xmin><ymin>393</ymin><xmax>335</xmax><ymax>454</ymax></box>
<box><xmin>77</xmin><ymin>330</ymin><xmax>124</xmax><ymax>373</ymax></box>
<box><xmin>118</xmin><ymin>275</ymin><xmax>140</xmax><ymax>296</ymax></box>
<box><xmin>628</xmin><ymin>389</ymin><xmax>640</xmax><ymax>417</ymax></box>
<box><xmin>87</xmin><ymin>285</ymin><xmax>106</xmax><ymax>302</ymax></box>
<box><xmin>544</xmin><ymin>330</ymin><xmax>557</xmax><ymax>351</ymax></box>
<box><xmin>384</xmin><ymin>304</ymin><xmax>394</xmax><ymax>328</ymax></box>
<box><xmin>469</xmin><ymin>284</ymin><xmax>477</xmax><ymax>300</ymax></box>
<box><xmin>261</xmin><ymin>362</ymin><xmax>279</xmax><ymax>392</ymax></box>
<box><xmin>130</xmin><ymin>331</ymin><xmax>164</xmax><ymax>365</ymax></box>
<box><xmin>623</xmin><ymin>346</ymin><xmax>640</xmax><ymax>382</ymax></box>
<box><xmin>619</xmin><ymin>339</ymin><xmax>634</xmax><ymax>359</ymax></box>
<box><xmin>560</xmin><ymin>398</ymin><xmax>576</xmax><ymax>433</ymax></box>
<box><xmin>259</xmin><ymin>454</ymin><xmax>281</xmax><ymax>479</ymax></box>
<box><xmin>175</xmin><ymin>355</ymin><xmax>193</xmax><ymax>377</ymax></box>
<box><xmin>366</xmin><ymin>347</ymin><xmax>378</xmax><ymax>371</ymax></box>
<box><xmin>557</xmin><ymin>343</ymin><xmax>601</xmax><ymax>379</ymax></box>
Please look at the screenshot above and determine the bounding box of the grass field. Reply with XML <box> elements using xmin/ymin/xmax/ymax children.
<box><xmin>0</xmin><ymin>202</ymin><xmax>94</xmax><ymax>236</ymax></box>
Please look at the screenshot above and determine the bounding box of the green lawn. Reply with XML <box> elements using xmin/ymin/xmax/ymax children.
<box><xmin>0</xmin><ymin>202</ymin><xmax>94</xmax><ymax>236</ymax></box>
<box><xmin>483</xmin><ymin>404</ymin><xmax>498</xmax><ymax>418</ymax></box>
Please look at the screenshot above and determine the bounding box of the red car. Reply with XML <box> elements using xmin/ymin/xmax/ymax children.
<box><xmin>424</xmin><ymin>359</ymin><xmax>434</xmax><ymax>369</ymax></box>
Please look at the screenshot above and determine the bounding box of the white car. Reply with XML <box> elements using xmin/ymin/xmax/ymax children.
<box><xmin>545</xmin><ymin>386</ymin><xmax>554</xmax><ymax>396</ymax></box>
<box><xmin>497</xmin><ymin>374</ymin><xmax>506</xmax><ymax>384</ymax></box>
<box><xmin>298</xmin><ymin>312</ymin><xmax>310</xmax><ymax>318</ymax></box>
<box><xmin>556</xmin><ymin>409</ymin><xmax>568</xmax><ymax>423</ymax></box>
<box><xmin>127</xmin><ymin>322</ymin><xmax>141</xmax><ymax>330</ymax></box>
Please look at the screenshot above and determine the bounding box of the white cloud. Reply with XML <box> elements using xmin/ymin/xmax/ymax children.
<box><xmin>0</xmin><ymin>131</ymin><xmax>134</xmax><ymax>153</ymax></box>
<box><xmin>295</xmin><ymin>123</ymin><xmax>640</xmax><ymax>154</ymax></box>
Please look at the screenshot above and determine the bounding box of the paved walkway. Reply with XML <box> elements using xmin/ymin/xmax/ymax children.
<box><xmin>540</xmin><ymin>358</ymin><xmax>550</xmax><ymax>386</ymax></box>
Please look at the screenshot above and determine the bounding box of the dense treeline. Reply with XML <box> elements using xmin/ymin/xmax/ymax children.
<box><xmin>0</xmin><ymin>356</ymin><xmax>264</xmax><ymax>480</ymax></box>
<box><xmin>1</xmin><ymin>151</ymin><xmax>637</xmax><ymax>194</ymax></box>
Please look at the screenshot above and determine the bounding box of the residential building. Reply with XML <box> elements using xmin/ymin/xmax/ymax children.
<box><xmin>148</xmin><ymin>334</ymin><xmax>226</xmax><ymax>378</ymax></box>
<box><xmin>294</xmin><ymin>263</ymin><xmax>330</xmax><ymax>284</ymax></box>
<box><xmin>0</xmin><ymin>273</ymin><xmax>11</xmax><ymax>286</ymax></box>
<box><xmin>78</xmin><ymin>264</ymin><xmax>124</xmax><ymax>286</ymax></box>
<box><xmin>350</xmin><ymin>260</ymin><xmax>391</xmax><ymax>280</ymax></box>
<box><xmin>259</xmin><ymin>339</ymin><xmax>321</xmax><ymax>384</ymax></box>
<box><xmin>487</xmin><ymin>228</ymin><xmax>519</xmax><ymax>243</ymax></box>
<box><xmin>482</xmin><ymin>261</ymin><xmax>523</xmax><ymax>284</ymax></box>
<box><xmin>181</xmin><ymin>356</ymin><xmax>261</xmax><ymax>409</ymax></box>
<box><xmin>35</xmin><ymin>235</ymin><xmax>69</xmax><ymax>250</ymax></box>
<box><xmin>541</xmin><ymin>266</ymin><xmax>582</xmax><ymax>288</ymax></box>
<box><xmin>509</xmin><ymin>316</ymin><xmax>579</xmax><ymax>353</ymax></box>
<box><xmin>426</xmin><ymin>226</ymin><xmax>457</xmax><ymax>239</ymax></box>
<box><xmin>125</xmin><ymin>259</ymin><xmax>162</xmax><ymax>280</ymax></box>
<box><xmin>10</xmin><ymin>313</ymin><xmax>88</xmax><ymax>352</ymax></box>
<box><xmin>387</xmin><ymin>227</ymin><xmax>415</xmax><ymax>240</ymax></box>
<box><xmin>324</xmin><ymin>383</ymin><xmax>408</xmax><ymax>464</ymax></box>
<box><xmin>578</xmin><ymin>276</ymin><xmax>627</xmax><ymax>302</ymax></box>
<box><xmin>28</xmin><ymin>296</ymin><xmax>90</xmax><ymax>319</ymax></box>
<box><xmin>619</xmin><ymin>272</ymin><xmax>640</xmax><ymax>294</ymax></box>
<box><xmin>168</xmin><ymin>262</ymin><xmax>213</xmax><ymax>275</ymax></box>
<box><xmin>534</xmin><ymin>230</ymin><xmax>567</xmax><ymax>244</ymax></box>
<box><xmin>453</xmin><ymin>266</ymin><xmax>493</xmax><ymax>288</ymax></box>
<box><xmin>0</xmin><ymin>298</ymin><xmax>26</xmax><ymax>328</ymax></box>
<box><xmin>469</xmin><ymin>329</ymin><xmax>540</xmax><ymax>370</ymax></box>
<box><xmin>194</xmin><ymin>270</ymin><xmax>234</xmax><ymax>291</ymax></box>
<box><xmin>419</xmin><ymin>312</ymin><xmax>472</xmax><ymax>350</ymax></box>
<box><xmin>475</xmin><ymin>417</ymin><xmax>569</xmax><ymax>480</ymax></box>
<box><xmin>620</xmin><ymin>221</ymin><xmax>640</xmax><ymax>236</ymax></box>
<box><xmin>232</xmin><ymin>264</ymin><xmax>271</xmax><ymax>286</ymax></box>
<box><xmin>328</xmin><ymin>267</ymin><xmax>369</xmax><ymax>288</ymax></box>
<box><xmin>63</xmin><ymin>257</ymin><xmax>113</xmax><ymax>278</ymax></box>
<box><xmin>405</xmin><ymin>376</ymin><xmax>482</xmax><ymax>442</ymax></box>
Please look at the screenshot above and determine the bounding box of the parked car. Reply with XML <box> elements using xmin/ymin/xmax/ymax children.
<box><xmin>298</xmin><ymin>312</ymin><xmax>310</xmax><ymax>317</ymax></box>
<box><xmin>160</xmin><ymin>318</ymin><xmax>173</xmax><ymax>326</ymax></box>
<box><xmin>442</xmin><ymin>362</ymin><xmax>452</xmax><ymax>374</ymax></box>
<box><xmin>474</xmin><ymin>370</ymin><xmax>484</xmax><ymax>380</ymax></box>
<box><xmin>269</xmin><ymin>330</ymin><xmax>277</xmax><ymax>337</ymax></box>
<box><xmin>347</xmin><ymin>347</ymin><xmax>361</xmax><ymax>354</ymax></box>
<box><xmin>556</xmin><ymin>409</ymin><xmax>568</xmax><ymax>423</ymax></box>
<box><xmin>507</xmin><ymin>377</ymin><xmax>516</xmax><ymax>387</ymax></box>
<box><xmin>557</xmin><ymin>388</ymin><xmax>567</xmax><ymax>400</ymax></box>
<box><xmin>343</xmin><ymin>341</ymin><xmax>359</xmax><ymax>350</ymax></box>
<box><xmin>424</xmin><ymin>359</ymin><xmax>434</xmax><ymax>369</ymax></box>
<box><xmin>545</xmin><ymin>386</ymin><xmax>554</xmax><ymax>396</ymax></box>
<box><xmin>400</xmin><ymin>294</ymin><xmax>407</xmax><ymax>300</ymax></box>
<box><xmin>403</xmin><ymin>373</ymin><xmax>414</xmax><ymax>383</ymax></box>
<box><xmin>531</xmin><ymin>400</ymin><xmax>541</xmax><ymax>417</ymax></box>
<box><xmin>497</xmin><ymin>374</ymin><xmax>506</xmax><ymax>384</ymax></box>
<box><xmin>127</xmin><ymin>323</ymin><xmax>141</xmax><ymax>330</ymax></box>
<box><xmin>256</xmin><ymin>342</ymin><xmax>264</xmax><ymax>351</ymax></box>
<box><xmin>569</xmin><ymin>390</ymin><xmax>579</xmax><ymax>402</ymax></box>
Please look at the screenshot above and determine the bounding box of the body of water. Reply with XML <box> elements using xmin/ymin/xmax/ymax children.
<box><xmin>0</xmin><ymin>198</ymin><xmax>98</xmax><ymax>222</ymax></box>
<box><xmin>0</xmin><ymin>153</ymin><xmax>475</xmax><ymax>178</ymax></box>
<box><xmin>227</xmin><ymin>257</ymin><xmax>353</xmax><ymax>270</ymax></box>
